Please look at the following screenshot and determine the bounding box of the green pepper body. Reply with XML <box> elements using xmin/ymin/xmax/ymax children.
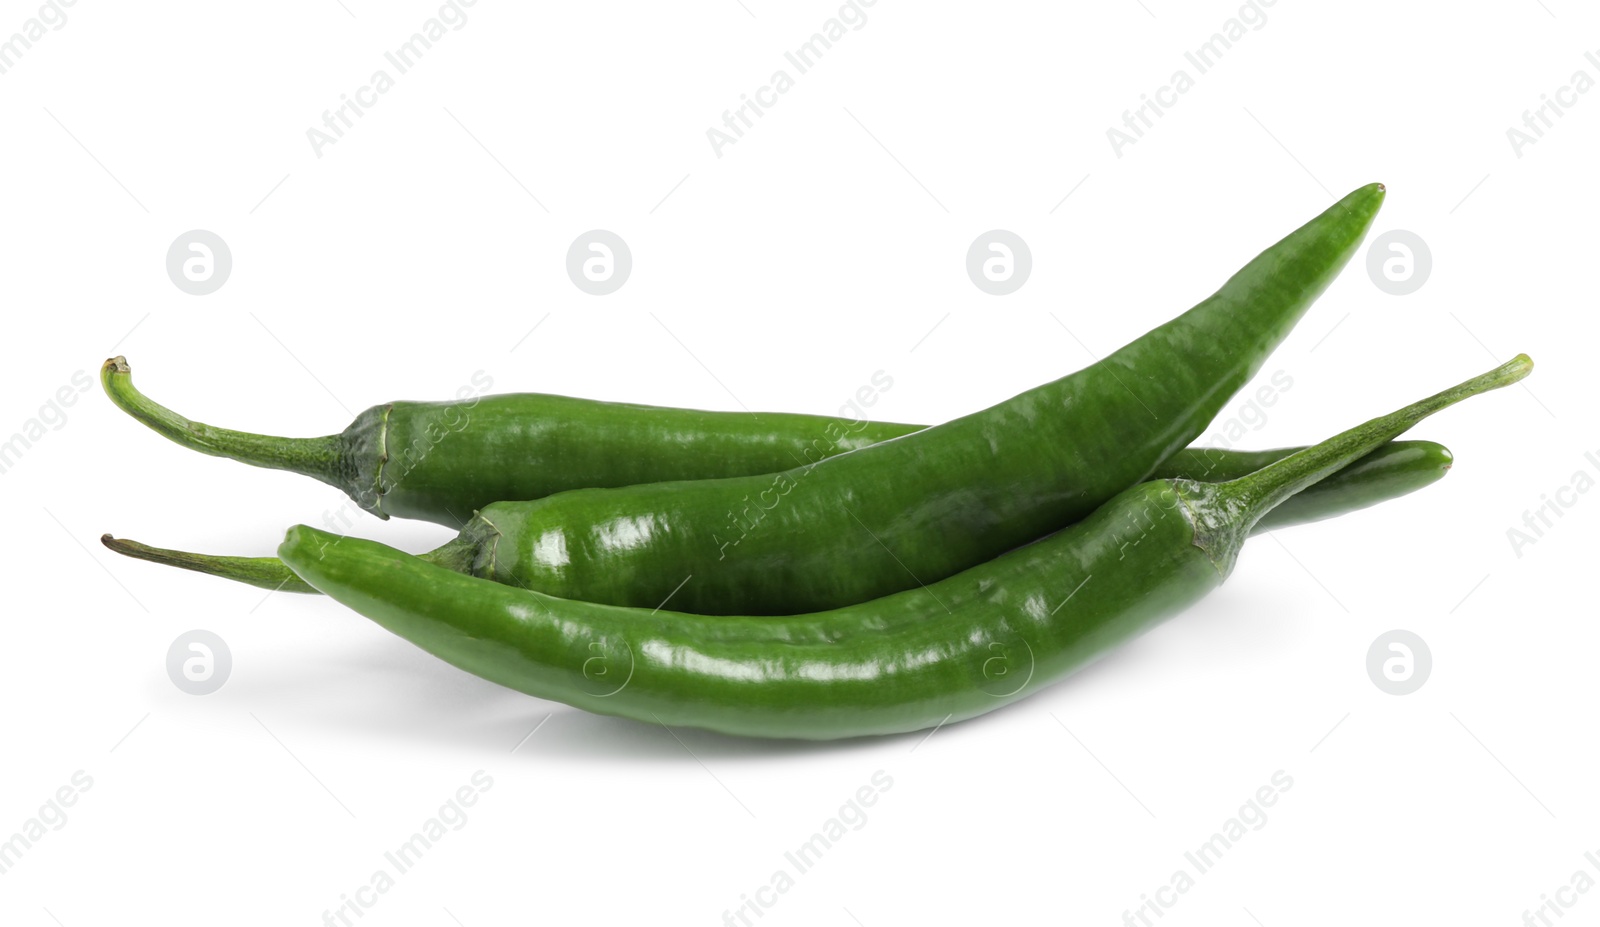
<box><xmin>462</xmin><ymin>185</ymin><xmax>1386</xmax><ymax>614</ymax></box>
<box><xmin>277</xmin><ymin>356</ymin><xmax>1529</xmax><ymax>739</ymax></box>
<box><xmin>373</xmin><ymin>396</ymin><xmax>927</xmax><ymax>524</ymax></box>
<box><xmin>279</xmin><ymin>484</ymin><xmax>1218</xmax><ymax>739</ymax></box>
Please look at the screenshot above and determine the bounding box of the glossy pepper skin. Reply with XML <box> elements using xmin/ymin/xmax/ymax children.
<box><xmin>102</xmin><ymin>439</ymin><xmax>1452</xmax><ymax>596</ymax></box>
<box><xmin>456</xmin><ymin>185</ymin><xmax>1388</xmax><ymax>615</ymax></box>
<box><xmin>278</xmin><ymin>357</ymin><xmax>1530</xmax><ymax>740</ymax></box>
<box><xmin>102</xmin><ymin>358</ymin><xmax>913</xmax><ymax>529</ymax></box>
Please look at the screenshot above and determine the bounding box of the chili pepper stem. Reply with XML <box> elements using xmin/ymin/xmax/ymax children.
<box><xmin>101</xmin><ymin>356</ymin><xmax>349</xmax><ymax>491</ymax></box>
<box><xmin>100</xmin><ymin>531</ymin><xmax>478</xmax><ymax>595</ymax></box>
<box><xmin>100</xmin><ymin>534</ymin><xmax>320</xmax><ymax>594</ymax></box>
<box><xmin>1189</xmin><ymin>354</ymin><xmax>1532</xmax><ymax>573</ymax></box>
<box><xmin>422</xmin><ymin>534</ymin><xmax>480</xmax><ymax>576</ymax></box>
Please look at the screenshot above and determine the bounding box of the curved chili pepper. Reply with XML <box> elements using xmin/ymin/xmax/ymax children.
<box><xmin>102</xmin><ymin>357</ymin><xmax>920</xmax><ymax>529</ymax></box>
<box><xmin>276</xmin><ymin>357</ymin><xmax>1530</xmax><ymax>739</ymax></box>
<box><xmin>409</xmin><ymin>184</ymin><xmax>1387</xmax><ymax>615</ymax></box>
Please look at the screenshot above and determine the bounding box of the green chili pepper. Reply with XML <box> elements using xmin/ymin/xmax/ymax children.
<box><xmin>276</xmin><ymin>356</ymin><xmax>1531</xmax><ymax>740</ymax></box>
<box><xmin>102</xmin><ymin>357</ymin><xmax>919</xmax><ymax>529</ymax></box>
<box><xmin>101</xmin><ymin>439</ymin><xmax>1451</xmax><ymax>596</ymax></box>
<box><xmin>395</xmin><ymin>184</ymin><xmax>1388</xmax><ymax>615</ymax></box>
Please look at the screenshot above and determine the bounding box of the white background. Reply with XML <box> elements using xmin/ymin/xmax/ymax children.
<box><xmin>1</xmin><ymin>1</ymin><xmax>1595</xmax><ymax>925</ymax></box>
